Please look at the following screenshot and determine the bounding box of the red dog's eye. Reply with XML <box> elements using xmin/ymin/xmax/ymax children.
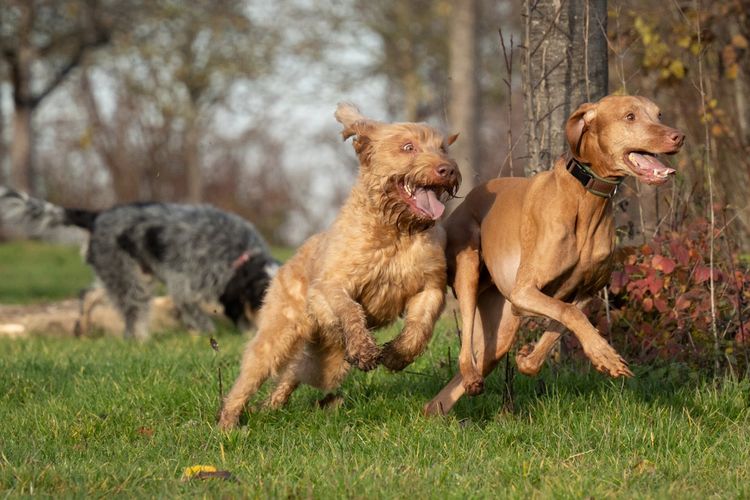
<box><xmin>626</xmin><ymin>113</ymin><xmax>636</xmax><ymax>121</ymax></box>
<box><xmin>402</xmin><ymin>142</ymin><xmax>415</xmax><ymax>152</ymax></box>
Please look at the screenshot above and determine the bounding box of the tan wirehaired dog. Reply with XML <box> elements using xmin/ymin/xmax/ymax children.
<box><xmin>218</xmin><ymin>103</ymin><xmax>460</xmax><ymax>429</ymax></box>
<box><xmin>425</xmin><ymin>95</ymin><xmax>685</xmax><ymax>415</ymax></box>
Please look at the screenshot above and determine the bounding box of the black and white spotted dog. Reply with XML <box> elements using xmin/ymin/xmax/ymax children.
<box><xmin>0</xmin><ymin>187</ymin><xmax>279</xmax><ymax>339</ymax></box>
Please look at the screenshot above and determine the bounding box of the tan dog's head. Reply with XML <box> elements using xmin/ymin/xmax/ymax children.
<box><xmin>566</xmin><ymin>95</ymin><xmax>685</xmax><ymax>185</ymax></box>
<box><xmin>335</xmin><ymin>103</ymin><xmax>461</xmax><ymax>230</ymax></box>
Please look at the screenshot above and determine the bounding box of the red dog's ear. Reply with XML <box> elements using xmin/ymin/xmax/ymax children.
<box><xmin>446</xmin><ymin>133</ymin><xmax>459</xmax><ymax>146</ymax></box>
<box><xmin>566</xmin><ymin>102</ymin><xmax>597</xmax><ymax>158</ymax></box>
<box><xmin>334</xmin><ymin>102</ymin><xmax>376</xmax><ymax>141</ymax></box>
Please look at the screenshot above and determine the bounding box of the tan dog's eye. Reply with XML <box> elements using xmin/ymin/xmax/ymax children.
<box><xmin>402</xmin><ymin>142</ymin><xmax>415</xmax><ymax>152</ymax></box>
<box><xmin>658</xmin><ymin>112</ymin><xmax>663</xmax><ymax>120</ymax></box>
<box><xmin>626</xmin><ymin>113</ymin><xmax>636</xmax><ymax>121</ymax></box>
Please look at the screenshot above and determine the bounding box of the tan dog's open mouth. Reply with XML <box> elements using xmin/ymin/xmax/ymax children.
<box><xmin>397</xmin><ymin>181</ymin><xmax>450</xmax><ymax>220</ymax></box>
<box><xmin>623</xmin><ymin>151</ymin><xmax>676</xmax><ymax>185</ymax></box>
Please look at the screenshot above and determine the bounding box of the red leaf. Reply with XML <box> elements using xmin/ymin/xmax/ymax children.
<box><xmin>675</xmin><ymin>294</ymin><xmax>692</xmax><ymax>310</ymax></box>
<box><xmin>652</xmin><ymin>255</ymin><xmax>676</xmax><ymax>274</ymax></box>
<box><xmin>695</xmin><ymin>266</ymin><xmax>711</xmax><ymax>283</ymax></box>
<box><xmin>610</xmin><ymin>271</ymin><xmax>627</xmax><ymax>294</ymax></box>
<box><xmin>670</xmin><ymin>241</ymin><xmax>691</xmax><ymax>266</ymax></box>
<box><xmin>645</xmin><ymin>272</ymin><xmax>664</xmax><ymax>295</ymax></box>
<box><xmin>643</xmin><ymin>297</ymin><xmax>653</xmax><ymax>312</ymax></box>
<box><xmin>137</xmin><ymin>426</ymin><xmax>154</xmax><ymax>437</ymax></box>
<box><xmin>654</xmin><ymin>298</ymin><xmax>669</xmax><ymax>313</ymax></box>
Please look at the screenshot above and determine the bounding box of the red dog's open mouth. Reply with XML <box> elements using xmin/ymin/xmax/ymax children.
<box><xmin>397</xmin><ymin>181</ymin><xmax>450</xmax><ymax>220</ymax></box>
<box><xmin>623</xmin><ymin>151</ymin><xmax>676</xmax><ymax>185</ymax></box>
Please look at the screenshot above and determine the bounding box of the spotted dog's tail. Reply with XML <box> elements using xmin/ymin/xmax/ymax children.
<box><xmin>0</xmin><ymin>186</ymin><xmax>100</xmax><ymax>236</ymax></box>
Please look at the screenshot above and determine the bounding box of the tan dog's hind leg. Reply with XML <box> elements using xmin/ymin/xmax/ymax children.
<box><xmin>424</xmin><ymin>290</ymin><xmax>520</xmax><ymax>415</ymax></box>
<box><xmin>510</xmin><ymin>285</ymin><xmax>632</xmax><ymax>377</ymax></box>
<box><xmin>264</xmin><ymin>369</ymin><xmax>300</xmax><ymax>410</ymax></box>
<box><xmin>515</xmin><ymin>330</ymin><xmax>562</xmax><ymax>376</ymax></box>
<box><xmin>381</xmin><ymin>286</ymin><xmax>445</xmax><ymax>371</ymax></box>
<box><xmin>218</xmin><ymin>318</ymin><xmax>306</xmax><ymax>429</ymax></box>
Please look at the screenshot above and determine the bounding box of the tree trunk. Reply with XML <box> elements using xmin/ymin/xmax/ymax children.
<box><xmin>10</xmin><ymin>106</ymin><xmax>33</xmax><ymax>193</ymax></box>
<box><xmin>719</xmin><ymin>19</ymin><xmax>750</xmax><ymax>250</ymax></box>
<box><xmin>522</xmin><ymin>0</ymin><xmax>608</xmax><ymax>175</ymax></box>
<box><xmin>184</xmin><ymin>121</ymin><xmax>203</xmax><ymax>202</ymax></box>
<box><xmin>3</xmin><ymin>0</ymin><xmax>111</xmax><ymax>196</ymax></box>
<box><xmin>0</xmin><ymin>85</ymin><xmax>4</xmax><ymax>185</ymax></box>
<box><xmin>8</xmin><ymin>3</ymin><xmax>35</xmax><ymax>193</ymax></box>
<box><xmin>449</xmin><ymin>0</ymin><xmax>480</xmax><ymax>197</ymax></box>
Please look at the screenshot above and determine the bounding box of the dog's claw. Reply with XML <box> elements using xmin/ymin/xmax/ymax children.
<box><xmin>217</xmin><ymin>412</ymin><xmax>239</xmax><ymax>431</ymax></box>
<box><xmin>379</xmin><ymin>342</ymin><xmax>412</xmax><ymax>371</ymax></box>
<box><xmin>345</xmin><ymin>344</ymin><xmax>381</xmax><ymax>372</ymax></box>
<box><xmin>586</xmin><ymin>340</ymin><xmax>633</xmax><ymax>379</ymax></box>
<box><xmin>463</xmin><ymin>377</ymin><xmax>485</xmax><ymax>396</ymax></box>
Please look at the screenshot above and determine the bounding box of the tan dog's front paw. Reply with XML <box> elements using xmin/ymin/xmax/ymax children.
<box><xmin>379</xmin><ymin>342</ymin><xmax>412</xmax><ymax>371</ymax></box>
<box><xmin>345</xmin><ymin>342</ymin><xmax>381</xmax><ymax>372</ymax></box>
<box><xmin>585</xmin><ymin>341</ymin><xmax>634</xmax><ymax>378</ymax></box>
<box><xmin>217</xmin><ymin>409</ymin><xmax>240</xmax><ymax>431</ymax></box>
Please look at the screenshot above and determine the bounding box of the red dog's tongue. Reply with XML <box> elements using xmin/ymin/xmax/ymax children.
<box><xmin>413</xmin><ymin>188</ymin><xmax>445</xmax><ymax>220</ymax></box>
<box><xmin>629</xmin><ymin>153</ymin><xmax>674</xmax><ymax>174</ymax></box>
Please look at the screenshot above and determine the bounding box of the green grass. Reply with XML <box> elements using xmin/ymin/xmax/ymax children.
<box><xmin>0</xmin><ymin>241</ymin><xmax>294</xmax><ymax>304</ymax></box>
<box><xmin>1</xmin><ymin>243</ymin><xmax>750</xmax><ymax>497</ymax></box>
<box><xmin>1</xmin><ymin>326</ymin><xmax>749</xmax><ymax>497</ymax></box>
<box><xmin>0</xmin><ymin>241</ymin><xmax>93</xmax><ymax>304</ymax></box>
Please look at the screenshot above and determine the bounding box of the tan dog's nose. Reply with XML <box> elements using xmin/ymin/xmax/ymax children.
<box><xmin>436</xmin><ymin>164</ymin><xmax>457</xmax><ymax>180</ymax></box>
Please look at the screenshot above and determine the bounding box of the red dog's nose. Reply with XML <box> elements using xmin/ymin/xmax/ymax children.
<box><xmin>669</xmin><ymin>130</ymin><xmax>685</xmax><ymax>147</ymax></box>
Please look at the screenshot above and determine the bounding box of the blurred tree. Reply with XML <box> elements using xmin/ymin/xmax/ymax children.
<box><xmin>449</xmin><ymin>0</ymin><xmax>480</xmax><ymax>196</ymax></box>
<box><xmin>0</xmin><ymin>0</ymin><xmax>111</xmax><ymax>194</ymax></box>
<box><xmin>522</xmin><ymin>0</ymin><xmax>608</xmax><ymax>174</ymax></box>
<box><xmin>76</xmin><ymin>0</ymin><xmax>279</xmax><ymax>203</ymax></box>
<box><xmin>341</xmin><ymin>0</ymin><xmax>507</xmax><ymax>199</ymax></box>
<box><xmin>607</xmin><ymin>2</ymin><xmax>750</xmax><ymax>248</ymax></box>
<box><xmin>354</xmin><ymin>0</ymin><xmax>451</xmax><ymax>121</ymax></box>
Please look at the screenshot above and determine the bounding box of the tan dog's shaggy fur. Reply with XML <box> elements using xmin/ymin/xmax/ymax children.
<box><xmin>218</xmin><ymin>103</ymin><xmax>460</xmax><ymax>429</ymax></box>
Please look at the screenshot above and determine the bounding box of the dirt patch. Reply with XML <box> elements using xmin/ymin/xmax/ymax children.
<box><xmin>0</xmin><ymin>291</ymin><xmax>204</xmax><ymax>338</ymax></box>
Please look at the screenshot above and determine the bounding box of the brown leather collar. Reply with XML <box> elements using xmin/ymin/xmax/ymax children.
<box><xmin>566</xmin><ymin>157</ymin><xmax>623</xmax><ymax>199</ymax></box>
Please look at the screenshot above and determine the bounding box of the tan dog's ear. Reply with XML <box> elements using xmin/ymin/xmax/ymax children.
<box><xmin>334</xmin><ymin>102</ymin><xmax>376</xmax><ymax>141</ymax></box>
<box><xmin>566</xmin><ymin>102</ymin><xmax>598</xmax><ymax>158</ymax></box>
<box><xmin>446</xmin><ymin>133</ymin><xmax>459</xmax><ymax>146</ymax></box>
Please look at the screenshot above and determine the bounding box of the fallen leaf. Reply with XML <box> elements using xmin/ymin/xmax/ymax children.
<box><xmin>182</xmin><ymin>465</ymin><xmax>238</xmax><ymax>483</ymax></box>
<box><xmin>137</xmin><ymin>426</ymin><xmax>154</xmax><ymax>438</ymax></box>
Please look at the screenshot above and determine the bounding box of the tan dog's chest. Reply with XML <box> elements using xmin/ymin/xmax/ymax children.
<box><xmin>355</xmin><ymin>239</ymin><xmax>445</xmax><ymax>328</ymax></box>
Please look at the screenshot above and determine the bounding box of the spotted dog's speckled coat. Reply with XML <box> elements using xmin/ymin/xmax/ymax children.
<box><xmin>0</xmin><ymin>187</ymin><xmax>278</xmax><ymax>339</ymax></box>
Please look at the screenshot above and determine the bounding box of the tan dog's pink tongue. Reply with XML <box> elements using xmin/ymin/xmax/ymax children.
<box><xmin>413</xmin><ymin>188</ymin><xmax>445</xmax><ymax>220</ymax></box>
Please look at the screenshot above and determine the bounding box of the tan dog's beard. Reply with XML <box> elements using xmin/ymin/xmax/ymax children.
<box><xmin>371</xmin><ymin>174</ymin><xmax>455</xmax><ymax>234</ymax></box>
